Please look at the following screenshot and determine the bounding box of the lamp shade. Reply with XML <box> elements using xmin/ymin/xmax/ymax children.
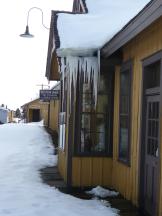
<box><xmin>20</xmin><ymin>25</ymin><xmax>34</xmax><ymax>38</ymax></box>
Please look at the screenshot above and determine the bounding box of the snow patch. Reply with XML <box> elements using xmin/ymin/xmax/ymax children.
<box><xmin>86</xmin><ymin>186</ymin><xmax>119</xmax><ymax>198</ymax></box>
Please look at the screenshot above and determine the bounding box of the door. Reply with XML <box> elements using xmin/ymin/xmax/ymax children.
<box><xmin>32</xmin><ymin>109</ymin><xmax>40</xmax><ymax>122</ymax></box>
<box><xmin>143</xmin><ymin>94</ymin><xmax>160</xmax><ymax>215</ymax></box>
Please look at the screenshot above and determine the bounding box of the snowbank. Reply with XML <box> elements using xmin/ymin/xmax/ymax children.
<box><xmin>0</xmin><ymin>123</ymin><xmax>118</xmax><ymax>216</ymax></box>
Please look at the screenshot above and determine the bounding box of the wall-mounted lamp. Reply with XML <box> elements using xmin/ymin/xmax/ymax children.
<box><xmin>20</xmin><ymin>7</ymin><xmax>49</xmax><ymax>38</ymax></box>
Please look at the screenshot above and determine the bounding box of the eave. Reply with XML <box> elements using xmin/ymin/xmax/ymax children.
<box><xmin>45</xmin><ymin>1</ymin><xmax>88</xmax><ymax>81</ymax></box>
<box><xmin>45</xmin><ymin>11</ymin><xmax>59</xmax><ymax>80</ymax></box>
<box><xmin>101</xmin><ymin>0</ymin><xmax>162</xmax><ymax>58</ymax></box>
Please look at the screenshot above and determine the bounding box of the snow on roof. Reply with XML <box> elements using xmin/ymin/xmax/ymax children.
<box><xmin>57</xmin><ymin>0</ymin><xmax>151</xmax><ymax>56</ymax></box>
<box><xmin>0</xmin><ymin>106</ymin><xmax>8</xmax><ymax>111</ymax></box>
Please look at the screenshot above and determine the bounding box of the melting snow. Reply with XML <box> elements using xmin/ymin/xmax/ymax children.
<box><xmin>0</xmin><ymin>123</ymin><xmax>118</xmax><ymax>216</ymax></box>
<box><xmin>86</xmin><ymin>186</ymin><xmax>119</xmax><ymax>198</ymax></box>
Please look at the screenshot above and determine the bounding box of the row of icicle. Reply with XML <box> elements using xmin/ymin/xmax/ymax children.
<box><xmin>60</xmin><ymin>56</ymin><xmax>100</xmax><ymax>111</ymax></box>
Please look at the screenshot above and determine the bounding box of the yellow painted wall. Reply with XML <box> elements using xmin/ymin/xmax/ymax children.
<box><xmin>49</xmin><ymin>100</ymin><xmax>59</xmax><ymax>132</ymax></box>
<box><xmin>41</xmin><ymin>102</ymin><xmax>49</xmax><ymax>126</ymax></box>
<box><xmin>72</xmin><ymin>157</ymin><xmax>113</xmax><ymax>187</ymax></box>
<box><xmin>58</xmin><ymin>149</ymin><xmax>67</xmax><ymax>182</ymax></box>
<box><xmin>8</xmin><ymin>110</ymin><xmax>15</xmax><ymax>122</ymax></box>
<box><xmin>112</xmin><ymin>17</ymin><xmax>162</xmax><ymax>214</ymax></box>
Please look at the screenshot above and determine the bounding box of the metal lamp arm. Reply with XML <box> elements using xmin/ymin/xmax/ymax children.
<box><xmin>27</xmin><ymin>7</ymin><xmax>49</xmax><ymax>30</ymax></box>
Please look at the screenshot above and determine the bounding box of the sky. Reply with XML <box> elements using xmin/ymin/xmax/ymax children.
<box><xmin>0</xmin><ymin>0</ymin><xmax>73</xmax><ymax>110</ymax></box>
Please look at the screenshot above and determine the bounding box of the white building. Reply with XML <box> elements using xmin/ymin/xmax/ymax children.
<box><xmin>0</xmin><ymin>107</ymin><xmax>8</xmax><ymax>124</ymax></box>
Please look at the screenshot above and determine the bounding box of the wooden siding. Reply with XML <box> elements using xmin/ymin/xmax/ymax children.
<box><xmin>50</xmin><ymin>52</ymin><xmax>60</xmax><ymax>81</ymax></box>
<box><xmin>49</xmin><ymin>100</ymin><xmax>59</xmax><ymax>132</ymax></box>
<box><xmin>28</xmin><ymin>109</ymin><xmax>33</xmax><ymax>122</ymax></box>
<box><xmin>112</xmin><ymin>17</ymin><xmax>162</xmax><ymax>214</ymax></box>
<box><xmin>72</xmin><ymin>157</ymin><xmax>113</xmax><ymax>187</ymax></box>
<box><xmin>41</xmin><ymin>103</ymin><xmax>49</xmax><ymax>126</ymax></box>
<box><xmin>58</xmin><ymin>149</ymin><xmax>67</xmax><ymax>182</ymax></box>
<box><xmin>8</xmin><ymin>110</ymin><xmax>15</xmax><ymax>123</ymax></box>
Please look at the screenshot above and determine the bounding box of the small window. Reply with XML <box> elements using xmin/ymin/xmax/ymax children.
<box><xmin>119</xmin><ymin>61</ymin><xmax>132</xmax><ymax>164</ymax></box>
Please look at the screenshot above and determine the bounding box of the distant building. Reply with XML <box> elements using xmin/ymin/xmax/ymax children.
<box><xmin>8</xmin><ymin>110</ymin><xmax>16</xmax><ymax>123</ymax></box>
<box><xmin>0</xmin><ymin>107</ymin><xmax>8</xmax><ymax>124</ymax></box>
<box><xmin>21</xmin><ymin>99</ymin><xmax>49</xmax><ymax>125</ymax></box>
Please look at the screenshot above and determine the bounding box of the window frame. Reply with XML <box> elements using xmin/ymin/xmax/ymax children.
<box><xmin>118</xmin><ymin>60</ymin><xmax>132</xmax><ymax>166</ymax></box>
<box><xmin>74</xmin><ymin>71</ymin><xmax>114</xmax><ymax>157</ymax></box>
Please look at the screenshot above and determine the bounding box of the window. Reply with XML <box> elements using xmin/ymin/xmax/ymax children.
<box><xmin>145</xmin><ymin>61</ymin><xmax>160</xmax><ymax>89</ymax></box>
<box><xmin>59</xmin><ymin>59</ymin><xmax>67</xmax><ymax>151</ymax></box>
<box><xmin>60</xmin><ymin>74</ymin><xmax>67</xmax><ymax>113</ymax></box>
<box><xmin>119</xmin><ymin>61</ymin><xmax>132</xmax><ymax>164</ymax></box>
<box><xmin>75</xmin><ymin>72</ymin><xmax>114</xmax><ymax>155</ymax></box>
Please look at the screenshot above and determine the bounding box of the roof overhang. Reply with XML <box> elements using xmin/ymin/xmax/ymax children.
<box><xmin>101</xmin><ymin>0</ymin><xmax>162</xmax><ymax>58</ymax></box>
<box><xmin>47</xmin><ymin>51</ymin><xmax>60</xmax><ymax>81</ymax></box>
<box><xmin>56</xmin><ymin>47</ymin><xmax>98</xmax><ymax>57</ymax></box>
<box><xmin>45</xmin><ymin>11</ymin><xmax>58</xmax><ymax>81</ymax></box>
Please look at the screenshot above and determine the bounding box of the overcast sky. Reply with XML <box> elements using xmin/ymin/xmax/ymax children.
<box><xmin>0</xmin><ymin>0</ymin><xmax>73</xmax><ymax>110</ymax></box>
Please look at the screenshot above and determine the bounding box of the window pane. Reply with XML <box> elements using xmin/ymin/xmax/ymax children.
<box><xmin>119</xmin><ymin>62</ymin><xmax>131</xmax><ymax>163</ymax></box>
<box><xmin>99</xmin><ymin>72</ymin><xmax>113</xmax><ymax>93</ymax></box>
<box><xmin>81</xmin><ymin>114</ymin><xmax>105</xmax><ymax>132</ymax></box>
<box><xmin>81</xmin><ymin>114</ymin><xmax>91</xmax><ymax>132</ymax></box>
<box><xmin>82</xmin><ymin>83</ymin><xmax>94</xmax><ymax>112</ymax></box>
<box><xmin>121</xmin><ymin>70</ymin><xmax>129</xmax><ymax>95</ymax></box>
<box><xmin>96</xmin><ymin>114</ymin><xmax>105</xmax><ymax>132</ymax></box>
<box><xmin>83</xmin><ymin>83</ymin><xmax>91</xmax><ymax>94</ymax></box>
<box><xmin>81</xmin><ymin>113</ymin><xmax>106</xmax><ymax>152</ymax></box>
<box><xmin>82</xmin><ymin>93</ymin><xmax>92</xmax><ymax>112</ymax></box>
<box><xmin>145</xmin><ymin>61</ymin><xmax>160</xmax><ymax>89</ymax></box>
<box><xmin>80</xmin><ymin>131</ymin><xmax>105</xmax><ymax>153</ymax></box>
<box><xmin>119</xmin><ymin>116</ymin><xmax>128</xmax><ymax>160</ymax></box>
<box><xmin>96</xmin><ymin>94</ymin><xmax>109</xmax><ymax>113</ymax></box>
<box><xmin>120</xmin><ymin>95</ymin><xmax>129</xmax><ymax>114</ymax></box>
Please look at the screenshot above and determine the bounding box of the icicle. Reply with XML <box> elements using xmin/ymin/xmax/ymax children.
<box><xmin>60</xmin><ymin>58</ymin><xmax>65</xmax><ymax>106</ymax></box>
<box><xmin>84</xmin><ymin>57</ymin><xmax>99</xmax><ymax>107</ymax></box>
<box><xmin>66</xmin><ymin>56</ymin><xmax>80</xmax><ymax>112</ymax></box>
<box><xmin>59</xmin><ymin>55</ymin><xmax>100</xmax><ymax>114</ymax></box>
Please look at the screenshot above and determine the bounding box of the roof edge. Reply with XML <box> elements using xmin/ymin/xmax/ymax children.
<box><xmin>101</xmin><ymin>0</ymin><xmax>161</xmax><ymax>57</ymax></box>
<box><xmin>45</xmin><ymin>3</ymin><xmax>89</xmax><ymax>80</ymax></box>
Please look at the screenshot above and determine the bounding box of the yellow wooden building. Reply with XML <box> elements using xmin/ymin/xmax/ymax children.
<box><xmin>21</xmin><ymin>99</ymin><xmax>49</xmax><ymax>125</ymax></box>
<box><xmin>48</xmin><ymin>83</ymin><xmax>60</xmax><ymax>133</ymax></box>
<box><xmin>8</xmin><ymin>110</ymin><xmax>15</xmax><ymax>123</ymax></box>
<box><xmin>46</xmin><ymin>0</ymin><xmax>162</xmax><ymax>215</ymax></box>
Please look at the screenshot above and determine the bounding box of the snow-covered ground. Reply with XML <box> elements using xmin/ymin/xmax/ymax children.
<box><xmin>0</xmin><ymin>123</ymin><xmax>118</xmax><ymax>216</ymax></box>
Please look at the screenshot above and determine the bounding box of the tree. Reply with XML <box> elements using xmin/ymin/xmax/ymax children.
<box><xmin>15</xmin><ymin>108</ymin><xmax>21</xmax><ymax>118</ymax></box>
